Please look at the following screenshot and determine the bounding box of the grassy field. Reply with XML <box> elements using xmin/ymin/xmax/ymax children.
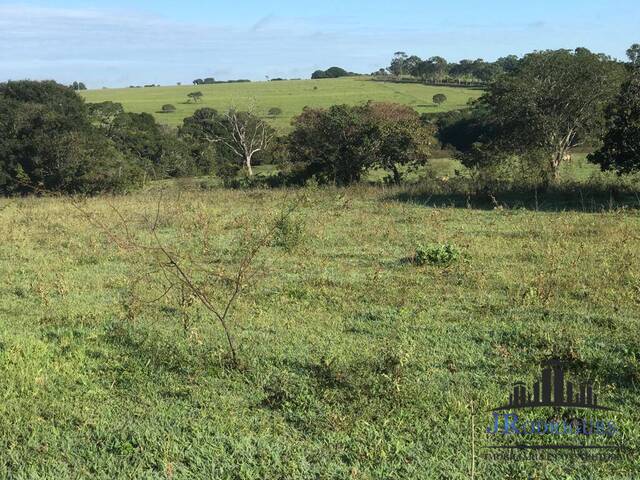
<box><xmin>81</xmin><ymin>77</ymin><xmax>482</xmax><ymax>131</ymax></box>
<box><xmin>0</xmin><ymin>182</ymin><xmax>639</xmax><ymax>478</ymax></box>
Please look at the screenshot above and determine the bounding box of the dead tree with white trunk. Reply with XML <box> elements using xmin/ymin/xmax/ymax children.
<box><xmin>205</xmin><ymin>109</ymin><xmax>275</xmax><ymax>176</ymax></box>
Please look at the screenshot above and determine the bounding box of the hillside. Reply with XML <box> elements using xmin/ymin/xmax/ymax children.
<box><xmin>81</xmin><ymin>77</ymin><xmax>483</xmax><ymax>130</ymax></box>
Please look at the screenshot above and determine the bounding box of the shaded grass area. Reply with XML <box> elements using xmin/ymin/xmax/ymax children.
<box><xmin>81</xmin><ymin>77</ymin><xmax>482</xmax><ymax>131</ymax></box>
<box><xmin>0</xmin><ymin>187</ymin><xmax>639</xmax><ymax>478</ymax></box>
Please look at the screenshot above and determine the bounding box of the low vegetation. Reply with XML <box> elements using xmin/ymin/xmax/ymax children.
<box><xmin>0</xmin><ymin>185</ymin><xmax>639</xmax><ymax>477</ymax></box>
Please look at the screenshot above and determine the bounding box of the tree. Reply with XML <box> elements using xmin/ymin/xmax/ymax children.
<box><xmin>193</xmin><ymin>79</ymin><xmax>204</xmax><ymax>85</ymax></box>
<box><xmin>404</xmin><ymin>56</ymin><xmax>423</xmax><ymax>76</ymax></box>
<box><xmin>413</xmin><ymin>57</ymin><xmax>449</xmax><ymax>82</ymax></box>
<box><xmin>449</xmin><ymin>59</ymin><xmax>479</xmax><ymax>81</ymax></box>
<box><xmin>94</xmin><ymin>109</ymin><xmax>194</xmax><ymax>179</ymax></box>
<box><xmin>287</xmin><ymin>105</ymin><xmax>372</xmax><ymax>185</ymax></box>
<box><xmin>480</xmin><ymin>48</ymin><xmax>627</xmax><ymax>181</ymax></box>
<box><xmin>287</xmin><ymin>103</ymin><xmax>434</xmax><ymax>185</ymax></box>
<box><xmin>589</xmin><ymin>67</ymin><xmax>640</xmax><ymax>173</ymax></box>
<box><xmin>428</xmin><ymin>56</ymin><xmax>449</xmax><ymax>82</ymax></box>
<box><xmin>181</xmin><ymin>108</ymin><xmax>275</xmax><ymax>176</ymax></box>
<box><xmin>187</xmin><ymin>91</ymin><xmax>203</xmax><ymax>103</ymax></box>
<box><xmin>627</xmin><ymin>44</ymin><xmax>640</xmax><ymax>66</ymax></box>
<box><xmin>212</xmin><ymin>110</ymin><xmax>275</xmax><ymax>176</ymax></box>
<box><xmin>0</xmin><ymin>80</ymin><xmax>142</xmax><ymax>194</ymax></box>
<box><xmin>433</xmin><ymin>106</ymin><xmax>498</xmax><ymax>155</ymax></box>
<box><xmin>389</xmin><ymin>52</ymin><xmax>408</xmax><ymax>76</ymax></box>
<box><xmin>495</xmin><ymin>55</ymin><xmax>520</xmax><ymax>73</ymax></box>
<box><xmin>312</xmin><ymin>67</ymin><xmax>351</xmax><ymax>79</ymax></box>
<box><xmin>364</xmin><ymin>102</ymin><xmax>435</xmax><ymax>183</ymax></box>
<box><xmin>88</xmin><ymin>101</ymin><xmax>124</xmax><ymax>134</ymax></box>
<box><xmin>472</xmin><ymin>61</ymin><xmax>502</xmax><ymax>83</ymax></box>
<box><xmin>203</xmin><ymin>77</ymin><xmax>216</xmax><ymax>84</ymax></box>
<box><xmin>161</xmin><ymin>104</ymin><xmax>176</xmax><ymax>113</ymax></box>
<box><xmin>324</xmin><ymin>67</ymin><xmax>349</xmax><ymax>78</ymax></box>
<box><xmin>433</xmin><ymin>94</ymin><xmax>447</xmax><ymax>105</ymax></box>
<box><xmin>178</xmin><ymin>108</ymin><xmax>220</xmax><ymax>175</ymax></box>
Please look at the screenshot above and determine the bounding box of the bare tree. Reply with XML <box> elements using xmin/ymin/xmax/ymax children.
<box><xmin>207</xmin><ymin>108</ymin><xmax>275</xmax><ymax>176</ymax></box>
<box><xmin>62</xmin><ymin>189</ymin><xmax>301</xmax><ymax>367</ymax></box>
<box><xmin>8</xmin><ymin>177</ymin><xmax>301</xmax><ymax>368</ymax></box>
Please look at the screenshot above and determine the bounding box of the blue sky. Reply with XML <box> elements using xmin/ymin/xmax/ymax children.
<box><xmin>1</xmin><ymin>1</ymin><xmax>638</xmax><ymax>88</ymax></box>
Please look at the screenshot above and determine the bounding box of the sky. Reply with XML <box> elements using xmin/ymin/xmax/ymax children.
<box><xmin>1</xmin><ymin>0</ymin><xmax>638</xmax><ymax>88</ymax></box>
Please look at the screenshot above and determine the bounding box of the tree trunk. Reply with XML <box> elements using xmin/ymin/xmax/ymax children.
<box><xmin>550</xmin><ymin>152</ymin><xmax>563</xmax><ymax>182</ymax></box>
<box><xmin>245</xmin><ymin>156</ymin><xmax>253</xmax><ymax>176</ymax></box>
<box><xmin>390</xmin><ymin>164</ymin><xmax>402</xmax><ymax>184</ymax></box>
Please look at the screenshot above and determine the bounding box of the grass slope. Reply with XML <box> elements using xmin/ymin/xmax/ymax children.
<box><xmin>0</xmin><ymin>185</ymin><xmax>639</xmax><ymax>478</ymax></box>
<box><xmin>81</xmin><ymin>77</ymin><xmax>482</xmax><ymax>130</ymax></box>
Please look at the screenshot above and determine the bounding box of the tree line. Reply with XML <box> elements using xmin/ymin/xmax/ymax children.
<box><xmin>192</xmin><ymin>78</ymin><xmax>251</xmax><ymax>85</ymax></box>
<box><xmin>1</xmin><ymin>45</ymin><xmax>639</xmax><ymax>195</ymax></box>
<box><xmin>377</xmin><ymin>51</ymin><xmax>538</xmax><ymax>85</ymax></box>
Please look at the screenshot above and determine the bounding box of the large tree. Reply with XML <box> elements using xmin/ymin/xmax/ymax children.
<box><xmin>481</xmin><ymin>48</ymin><xmax>627</xmax><ymax>181</ymax></box>
<box><xmin>287</xmin><ymin>102</ymin><xmax>434</xmax><ymax>185</ymax></box>
<box><xmin>0</xmin><ymin>81</ymin><xmax>141</xmax><ymax>193</ymax></box>
<box><xmin>389</xmin><ymin>52</ymin><xmax>408</xmax><ymax>76</ymax></box>
<box><xmin>627</xmin><ymin>44</ymin><xmax>640</xmax><ymax>66</ymax></box>
<box><xmin>589</xmin><ymin>66</ymin><xmax>640</xmax><ymax>173</ymax></box>
<box><xmin>180</xmin><ymin>108</ymin><xmax>275</xmax><ymax>176</ymax></box>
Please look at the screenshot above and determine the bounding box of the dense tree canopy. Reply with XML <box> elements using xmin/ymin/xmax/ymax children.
<box><xmin>590</xmin><ymin>67</ymin><xmax>640</xmax><ymax>173</ymax></box>
<box><xmin>0</xmin><ymin>80</ymin><xmax>142</xmax><ymax>194</ymax></box>
<box><xmin>287</xmin><ymin>102</ymin><xmax>434</xmax><ymax>185</ymax></box>
<box><xmin>479</xmin><ymin>48</ymin><xmax>627</xmax><ymax>180</ymax></box>
<box><xmin>311</xmin><ymin>67</ymin><xmax>355</xmax><ymax>79</ymax></box>
<box><xmin>385</xmin><ymin>53</ymin><xmax>518</xmax><ymax>84</ymax></box>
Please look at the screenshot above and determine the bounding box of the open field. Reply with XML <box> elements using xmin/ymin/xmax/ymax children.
<box><xmin>81</xmin><ymin>77</ymin><xmax>483</xmax><ymax>130</ymax></box>
<box><xmin>1</xmin><ymin>184</ymin><xmax>639</xmax><ymax>478</ymax></box>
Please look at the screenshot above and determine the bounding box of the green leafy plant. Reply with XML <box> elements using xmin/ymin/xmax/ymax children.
<box><xmin>413</xmin><ymin>243</ymin><xmax>462</xmax><ymax>266</ymax></box>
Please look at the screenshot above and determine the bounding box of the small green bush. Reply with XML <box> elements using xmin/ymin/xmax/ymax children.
<box><xmin>268</xmin><ymin>107</ymin><xmax>283</xmax><ymax>116</ymax></box>
<box><xmin>433</xmin><ymin>93</ymin><xmax>447</xmax><ymax>105</ymax></box>
<box><xmin>161</xmin><ymin>104</ymin><xmax>176</xmax><ymax>113</ymax></box>
<box><xmin>413</xmin><ymin>243</ymin><xmax>462</xmax><ymax>266</ymax></box>
<box><xmin>272</xmin><ymin>213</ymin><xmax>306</xmax><ymax>251</ymax></box>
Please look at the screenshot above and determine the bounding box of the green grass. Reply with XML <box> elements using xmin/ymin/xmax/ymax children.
<box><xmin>81</xmin><ymin>77</ymin><xmax>482</xmax><ymax>131</ymax></box>
<box><xmin>0</xmin><ymin>183</ymin><xmax>639</xmax><ymax>478</ymax></box>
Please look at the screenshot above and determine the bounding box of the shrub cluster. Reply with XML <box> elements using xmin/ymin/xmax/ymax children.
<box><xmin>0</xmin><ymin>81</ymin><xmax>210</xmax><ymax>194</ymax></box>
<box><xmin>413</xmin><ymin>243</ymin><xmax>462</xmax><ymax>266</ymax></box>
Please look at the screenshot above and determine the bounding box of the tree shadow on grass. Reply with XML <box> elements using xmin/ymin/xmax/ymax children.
<box><xmin>389</xmin><ymin>184</ymin><xmax>640</xmax><ymax>212</ymax></box>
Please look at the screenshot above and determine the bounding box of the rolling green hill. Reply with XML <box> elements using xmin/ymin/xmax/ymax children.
<box><xmin>81</xmin><ymin>77</ymin><xmax>483</xmax><ymax>130</ymax></box>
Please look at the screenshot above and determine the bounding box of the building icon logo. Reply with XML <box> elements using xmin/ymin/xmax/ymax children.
<box><xmin>482</xmin><ymin>359</ymin><xmax>628</xmax><ymax>463</ymax></box>
<box><xmin>493</xmin><ymin>360</ymin><xmax>614</xmax><ymax>411</ymax></box>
